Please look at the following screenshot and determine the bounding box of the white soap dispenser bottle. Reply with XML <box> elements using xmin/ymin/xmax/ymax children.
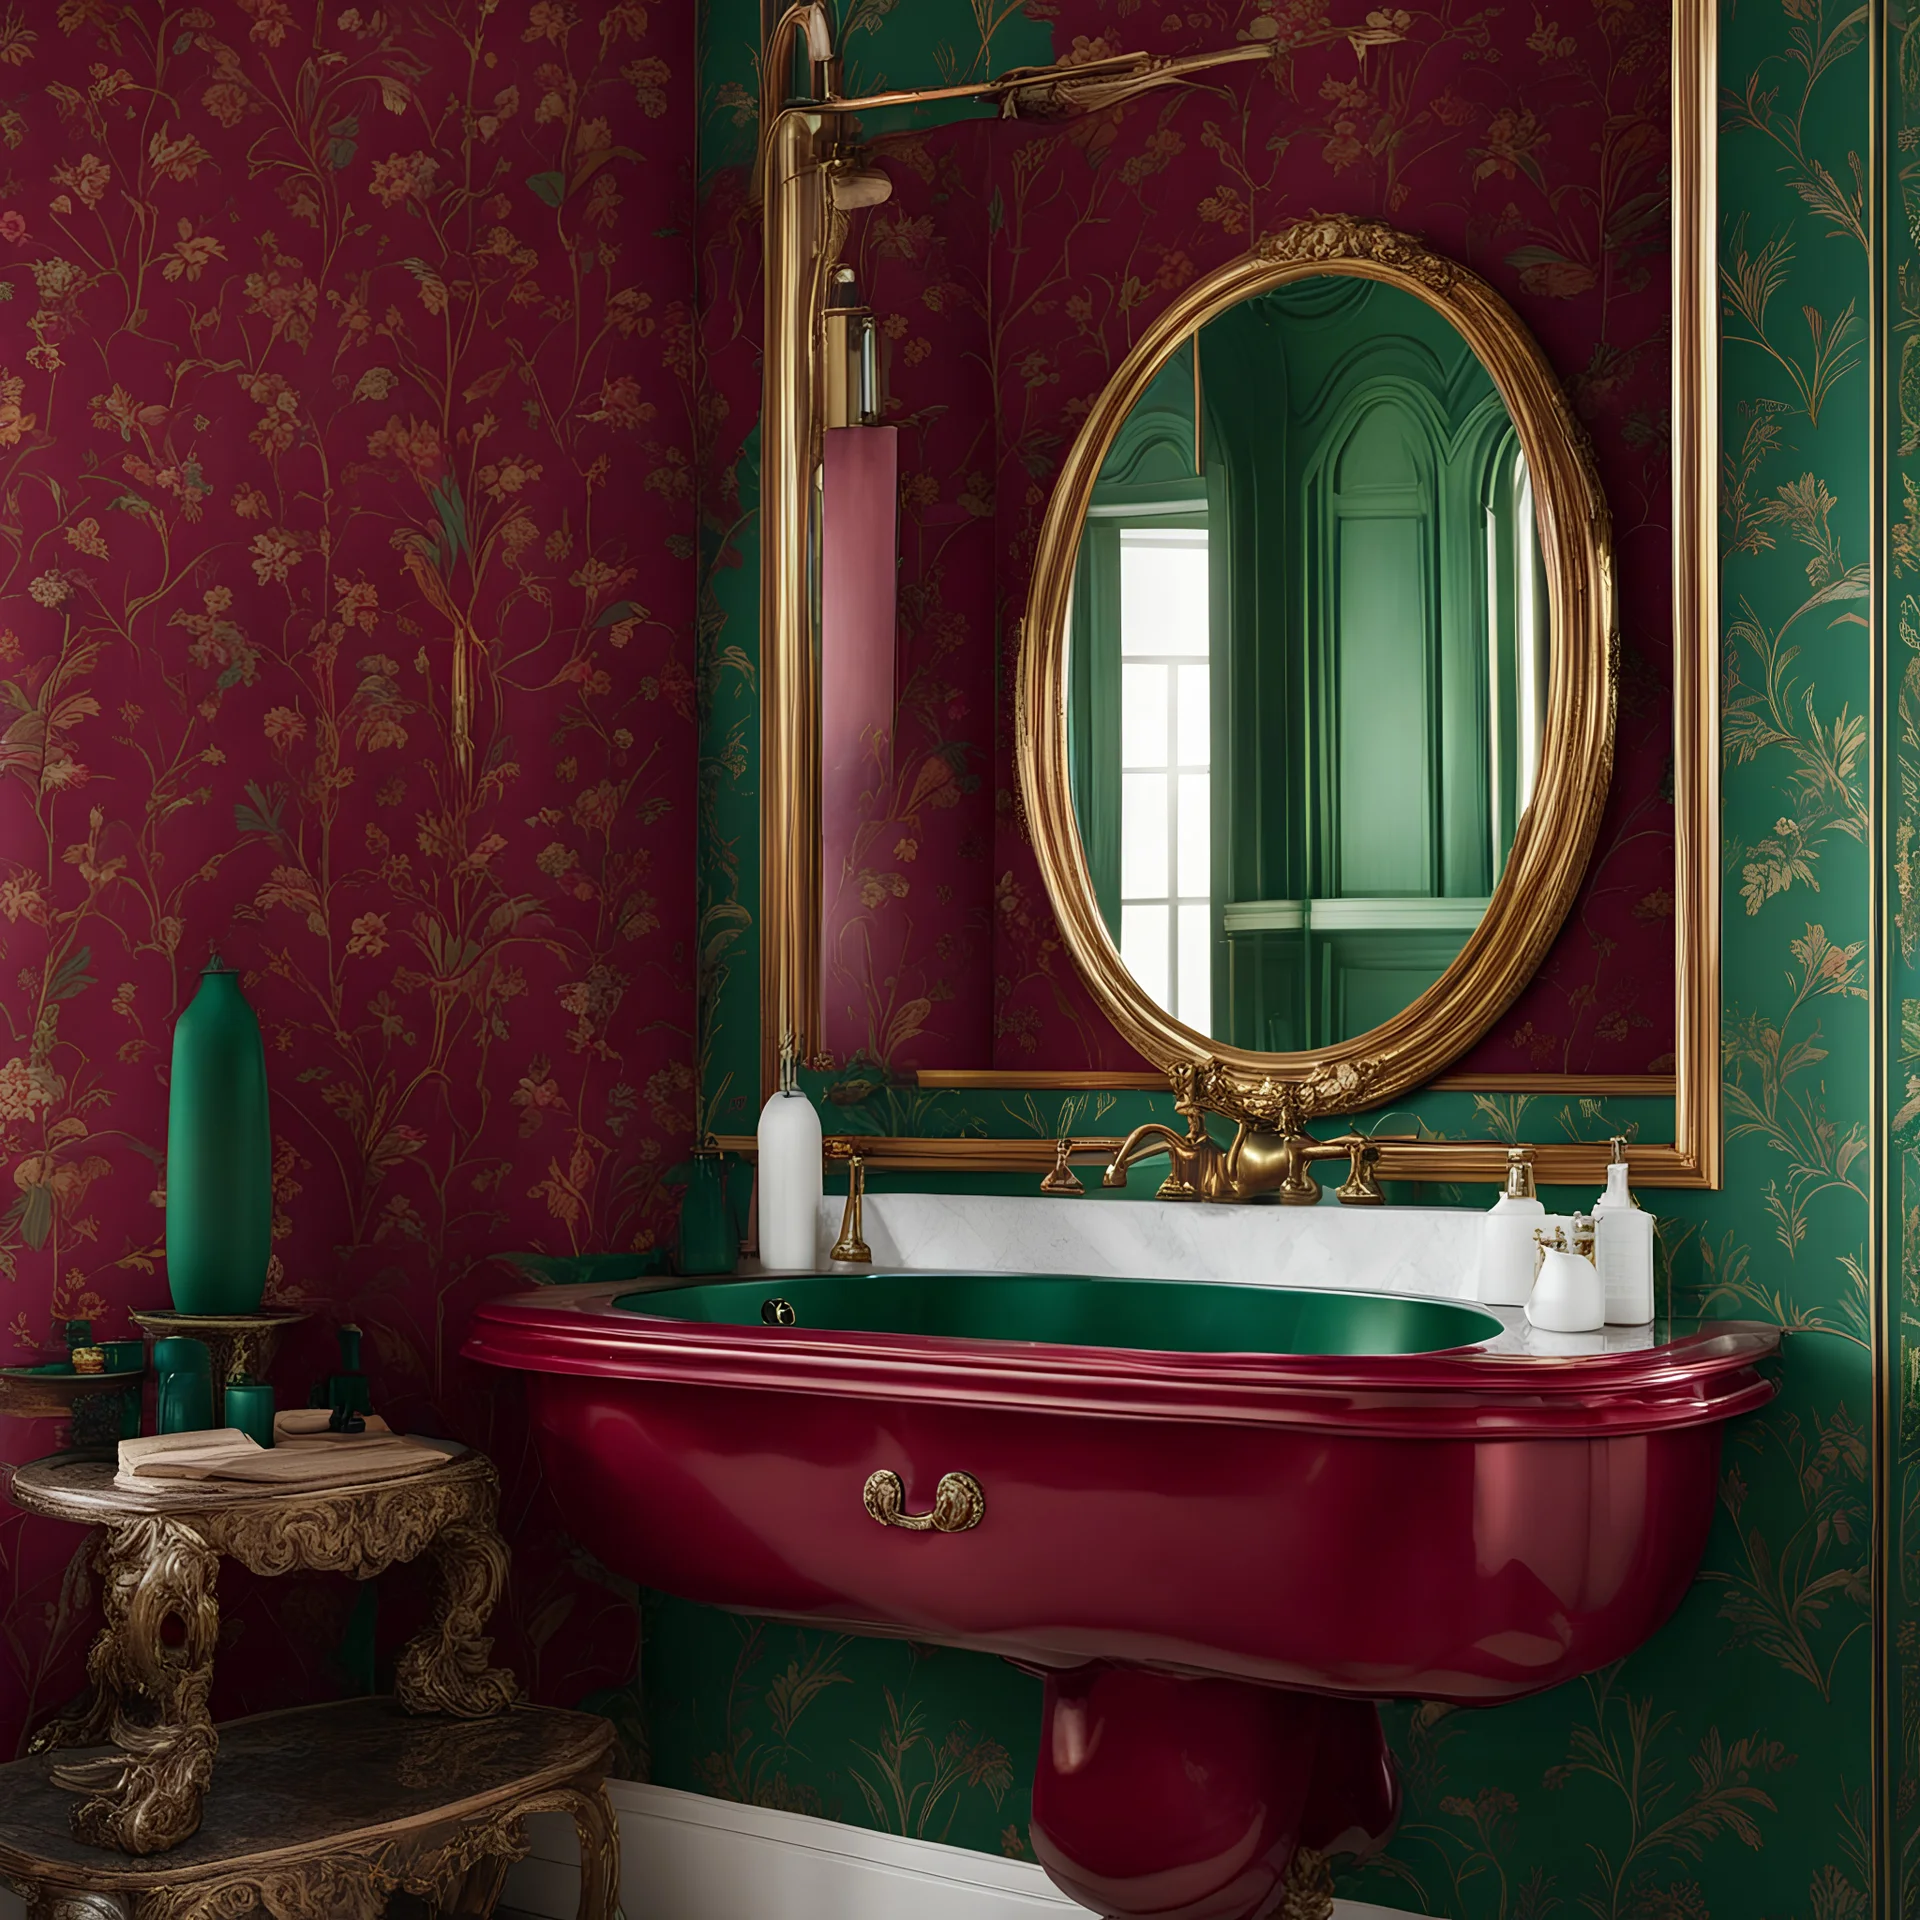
<box><xmin>1592</xmin><ymin>1134</ymin><xmax>1655</xmax><ymax>1324</ymax></box>
<box><xmin>756</xmin><ymin>1037</ymin><xmax>823</xmax><ymax>1270</ymax></box>
<box><xmin>1480</xmin><ymin>1146</ymin><xmax>1546</xmax><ymax>1307</ymax></box>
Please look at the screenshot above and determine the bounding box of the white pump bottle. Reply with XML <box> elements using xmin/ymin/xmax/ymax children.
<box><xmin>1480</xmin><ymin>1146</ymin><xmax>1546</xmax><ymax>1307</ymax></box>
<box><xmin>1592</xmin><ymin>1135</ymin><xmax>1654</xmax><ymax>1325</ymax></box>
<box><xmin>756</xmin><ymin>1039</ymin><xmax>823</xmax><ymax>1270</ymax></box>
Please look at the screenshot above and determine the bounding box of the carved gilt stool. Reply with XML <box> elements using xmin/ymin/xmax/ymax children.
<box><xmin>5</xmin><ymin>1448</ymin><xmax>523</xmax><ymax>1856</ymax></box>
<box><xmin>0</xmin><ymin>1695</ymin><xmax>620</xmax><ymax>1920</ymax></box>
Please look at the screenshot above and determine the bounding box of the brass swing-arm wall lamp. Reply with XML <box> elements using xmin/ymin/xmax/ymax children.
<box><xmin>753</xmin><ymin>4</ymin><xmax>1271</xmax><ymax>1100</ymax></box>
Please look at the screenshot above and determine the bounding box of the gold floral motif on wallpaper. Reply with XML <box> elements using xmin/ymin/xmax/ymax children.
<box><xmin>0</xmin><ymin>0</ymin><xmax>695</xmax><ymax>1742</ymax></box>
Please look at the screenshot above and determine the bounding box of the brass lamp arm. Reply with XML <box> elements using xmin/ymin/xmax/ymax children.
<box><xmin>754</xmin><ymin>37</ymin><xmax>1272</xmax><ymax>201</ymax></box>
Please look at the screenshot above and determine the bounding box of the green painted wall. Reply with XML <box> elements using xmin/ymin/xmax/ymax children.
<box><xmin>647</xmin><ymin>0</ymin><xmax>1885</xmax><ymax>1910</ymax></box>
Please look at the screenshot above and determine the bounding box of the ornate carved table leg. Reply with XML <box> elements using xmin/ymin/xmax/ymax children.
<box><xmin>393</xmin><ymin>1513</ymin><xmax>520</xmax><ymax>1717</ymax></box>
<box><xmin>1278</xmin><ymin>1847</ymin><xmax>1335</xmax><ymax>1920</ymax></box>
<box><xmin>46</xmin><ymin>1516</ymin><xmax>220</xmax><ymax>1855</ymax></box>
<box><xmin>563</xmin><ymin>1783</ymin><xmax>622</xmax><ymax>1920</ymax></box>
<box><xmin>27</xmin><ymin>1534</ymin><xmax>124</xmax><ymax>1757</ymax></box>
<box><xmin>23</xmin><ymin>1893</ymin><xmax>133</xmax><ymax>1920</ymax></box>
<box><xmin>153</xmin><ymin>1857</ymin><xmax>389</xmax><ymax>1920</ymax></box>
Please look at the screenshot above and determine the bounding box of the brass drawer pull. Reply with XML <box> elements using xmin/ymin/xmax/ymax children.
<box><xmin>862</xmin><ymin>1469</ymin><xmax>984</xmax><ymax>1533</ymax></box>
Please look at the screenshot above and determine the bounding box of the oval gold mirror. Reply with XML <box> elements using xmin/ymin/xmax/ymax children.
<box><xmin>1016</xmin><ymin>216</ymin><xmax>1615</xmax><ymax>1120</ymax></box>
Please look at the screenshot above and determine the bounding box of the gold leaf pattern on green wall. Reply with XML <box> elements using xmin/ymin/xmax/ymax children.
<box><xmin>669</xmin><ymin>0</ymin><xmax>1881</xmax><ymax>1913</ymax></box>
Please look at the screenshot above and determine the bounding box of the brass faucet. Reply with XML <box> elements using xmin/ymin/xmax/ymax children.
<box><xmin>1042</xmin><ymin>1137</ymin><xmax>1123</xmax><ymax>1196</ymax></box>
<box><xmin>824</xmin><ymin>1140</ymin><xmax>872</xmax><ymax>1262</ymax></box>
<box><xmin>1102</xmin><ymin>1064</ymin><xmax>1395</xmax><ymax>1206</ymax></box>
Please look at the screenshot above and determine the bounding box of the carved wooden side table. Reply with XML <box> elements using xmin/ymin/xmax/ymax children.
<box><xmin>6</xmin><ymin>1448</ymin><xmax>521</xmax><ymax>1857</ymax></box>
<box><xmin>0</xmin><ymin>1695</ymin><xmax>620</xmax><ymax>1920</ymax></box>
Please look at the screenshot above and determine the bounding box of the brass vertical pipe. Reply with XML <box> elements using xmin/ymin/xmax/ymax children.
<box><xmin>760</xmin><ymin>106</ymin><xmax>829</xmax><ymax>1098</ymax></box>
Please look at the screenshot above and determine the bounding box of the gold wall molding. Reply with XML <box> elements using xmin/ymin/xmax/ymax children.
<box><xmin>1668</xmin><ymin>0</ymin><xmax>1721</xmax><ymax>1189</ymax></box>
<box><xmin>912</xmin><ymin>1069</ymin><xmax>1676</xmax><ymax>1095</ymax></box>
<box><xmin>755</xmin><ymin>9</ymin><xmax>1718</xmax><ymax>1189</ymax></box>
<box><xmin>1426</xmin><ymin>1072</ymin><xmax>1677</xmax><ymax>1096</ymax></box>
<box><xmin>720</xmin><ymin>1130</ymin><xmax>1697</xmax><ymax>1186</ymax></box>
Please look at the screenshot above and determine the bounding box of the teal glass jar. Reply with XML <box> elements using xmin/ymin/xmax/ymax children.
<box><xmin>153</xmin><ymin>1336</ymin><xmax>214</xmax><ymax>1435</ymax></box>
<box><xmin>165</xmin><ymin>957</ymin><xmax>272</xmax><ymax>1317</ymax></box>
<box><xmin>224</xmin><ymin>1376</ymin><xmax>275</xmax><ymax>1448</ymax></box>
<box><xmin>675</xmin><ymin>1145</ymin><xmax>744</xmax><ymax>1276</ymax></box>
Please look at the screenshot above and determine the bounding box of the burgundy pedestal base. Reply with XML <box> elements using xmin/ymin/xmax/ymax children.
<box><xmin>1030</xmin><ymin>1666</ymin><xmax>1398</xmax><ymax>1920</ymax></box>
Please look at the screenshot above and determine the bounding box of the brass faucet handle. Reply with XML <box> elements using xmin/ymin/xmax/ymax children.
<box><xmin>1040</xmin><ymin>1138</ymin><xmax>1086</xmax><ymax>1197</ymax></box>
<box><xmin>830</xmin><ymin>1153</ymin><xmax>871</xmax><ymax>1264</ymax></box>
<box><xmin>1333</xmin><ymin>1138</ymin><xmax>1385</xmax><ymax>1206</ymax></box>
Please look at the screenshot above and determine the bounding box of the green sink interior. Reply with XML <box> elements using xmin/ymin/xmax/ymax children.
<box><xmin>611</xmin><ymin>1272</ymin><xmax>1501</xmax><ymax>1358</ymax></box>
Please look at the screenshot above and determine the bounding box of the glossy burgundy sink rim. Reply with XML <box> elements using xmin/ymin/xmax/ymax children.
<box><xmin>465</xmin><ymin>1279</ymin><xmax>1781</xmax><ymax>1439</ymax></box>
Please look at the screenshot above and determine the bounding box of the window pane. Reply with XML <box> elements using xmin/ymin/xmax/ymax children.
<box><xmin>1121</xmin><ymin>663</ymin><xmax>1168</xmax><ymax>768</ymax></box>
<box><xmin>1121</xmin><ymin>904</ymin><xmax>1170</xmax><ymax>1007</ymax></box>
<box><xmin>1177</xmin><ymin>772</ymin><xmax>1210</xmax><ymax>896</ymax></box>
<box><xmin>1120</xmin><ymin>772</ymin><xmax>1168</xmax><ymax>898</ymax></box>
<box><xmin>1178</xmin><ymin>904</ymin><xmax>1212</xmax><ymax>1034</ymax></box>
<box><xmin>1175</xmin><ymin>664</ymin><xmax>1210</xmax><ymax>768</ymax></box>
<box><xmin>1120</xmin><ymin>530</ymin><xmax>1209</xmax><ymax>657</ymax></box>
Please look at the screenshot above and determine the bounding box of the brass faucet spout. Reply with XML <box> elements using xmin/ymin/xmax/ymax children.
<box><xmin>1104</xmin><ymin>1123</ymin><xmax>1187</xmax><ymax>1184</ymax></box>
<box><xmin>1104</xmin><ymin>1121</ymin><xmax>1216</xmax><ymax>1201</ymax></box>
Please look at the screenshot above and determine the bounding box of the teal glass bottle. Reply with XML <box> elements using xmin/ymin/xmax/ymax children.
<box><xmin>165</xmin><ymin>956</ymin><xmax>272</xmax><ymax>1317</ymax></box>
<box><xmin>675</xmin><ymin>1144</ymin><xmax>743</xmax><ymax>1275</ymax></box>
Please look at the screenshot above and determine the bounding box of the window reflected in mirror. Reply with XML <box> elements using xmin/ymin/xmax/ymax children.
<box><xmin>1067</xmin><ymin>277</ymin><xmax>1552</xmax><ymax>1051</ymax></box>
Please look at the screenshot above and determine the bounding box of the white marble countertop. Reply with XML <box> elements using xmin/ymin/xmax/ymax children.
<box><xmin>753</xmin><ymin>1190</ymin><xmax>1665</xmax><ymax>1359</ymax></box>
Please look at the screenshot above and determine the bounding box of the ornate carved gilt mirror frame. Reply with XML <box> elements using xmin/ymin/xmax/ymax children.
<box><xmin>1016</xmin><ymin>215</ymin><xmax>1616</xmax><ymax>1137</ymax></box>
<box><xmin>749</xmin><ymin>0</ymin><xmax>1720</xmax><ymax>1189</ymax></box>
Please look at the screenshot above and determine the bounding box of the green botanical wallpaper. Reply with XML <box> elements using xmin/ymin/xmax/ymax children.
<box><xmin>630</xmin><ymin>0</ymin><xmax>1884</xmax><ymax>1912</ymax></box>
<box><xmin>1888</xmin><ymin>0</ymin><xmax>1920</xmax><ymax>1905</ymax></box>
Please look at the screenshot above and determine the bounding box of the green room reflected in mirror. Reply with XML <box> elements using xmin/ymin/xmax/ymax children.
<box><xmin>1065</xmin><ymin>273</ymin><xmax>1550</xmax><ymax>1052</ymax></box>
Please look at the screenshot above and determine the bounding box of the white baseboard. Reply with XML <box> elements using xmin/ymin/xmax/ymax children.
<box><xmin>0</xmin><ymin>1777</ymin><xmax>1426</xmax><ymax>1919</ymax></box>
<box><xmin>504</xmin><ymin>1778</ymin><xmax>1431</xmax><ymax>1920</ymax></box>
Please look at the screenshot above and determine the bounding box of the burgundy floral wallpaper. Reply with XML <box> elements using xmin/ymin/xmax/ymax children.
<box><xmin>0</xmin><ymin>1</ymin><xmax>696</xmax><ymax>1749</ymax></box>
<box><xmin>808</xmin><ymin>1</ymin><xmax>1677</xmax><ymax>1082</ymax></box>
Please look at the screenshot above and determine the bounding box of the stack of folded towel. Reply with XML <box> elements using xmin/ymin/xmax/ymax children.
<box><xmin>116</xmin><ymin>1412</ymin><xmax>450</xmax><ymax>1491</ymax></box>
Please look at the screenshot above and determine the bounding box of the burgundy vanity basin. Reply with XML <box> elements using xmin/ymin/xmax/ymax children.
<box><xmin>466</xmin><ymin>1270</ymin><xmax>1777</xmax><ymax>1919</ymax></box>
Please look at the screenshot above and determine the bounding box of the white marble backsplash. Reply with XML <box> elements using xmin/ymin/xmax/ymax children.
<box><xmin>815</xmin><ymin>1190</ymin><xmax>1487</xmax><ymax>1299</ymax></box>
<box><xmin>785</xmin><ymin>1192</ymin><xmax>1661</xmax><ymax>1357</ymax></box>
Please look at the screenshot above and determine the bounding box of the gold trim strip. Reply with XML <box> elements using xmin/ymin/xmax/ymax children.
<box><xmin>1867</xmin><ymin>0</ymin><xmax>1890</xmax><ymax>1889</ymax></box>
<box><xmin>760</xmin><ymin>107</ymin><xmax>827</xmax><ymax>1097</ymax></box>
<box><xmin>914</xmin><ymin>1071</ymin><xmax>1167</xmax><ymax>1090</ymax></box>
<box><xmin>716</xmin><ymin>1134</ymin><xmax>1124</xmax><ymax>1170</ymax></box>
<box><xmin>1670</xmin><ymin>0</ymin><xmax>1722</xmax><ymax>1191</ymax></box>
<box><xmin>1426</xmin><ymin>1073</ymin><xmax>1676</xmax><ymax>1095</ymax></box>
<box><xmin>913</xmin><ymin>1069</ymin><xmax>1677</xmax><ymax>1095</ymax></box>
<box><xmin>714</xmin><ymin>1132</ymin><xmax>1700</xmax><ymax>1187</ymax></box>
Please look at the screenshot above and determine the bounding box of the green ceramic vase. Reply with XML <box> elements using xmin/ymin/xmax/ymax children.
<box><xmin>165</xmin><ymin>958</ymin><xmax>272</xmax><ymax>1317</ymax></box>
